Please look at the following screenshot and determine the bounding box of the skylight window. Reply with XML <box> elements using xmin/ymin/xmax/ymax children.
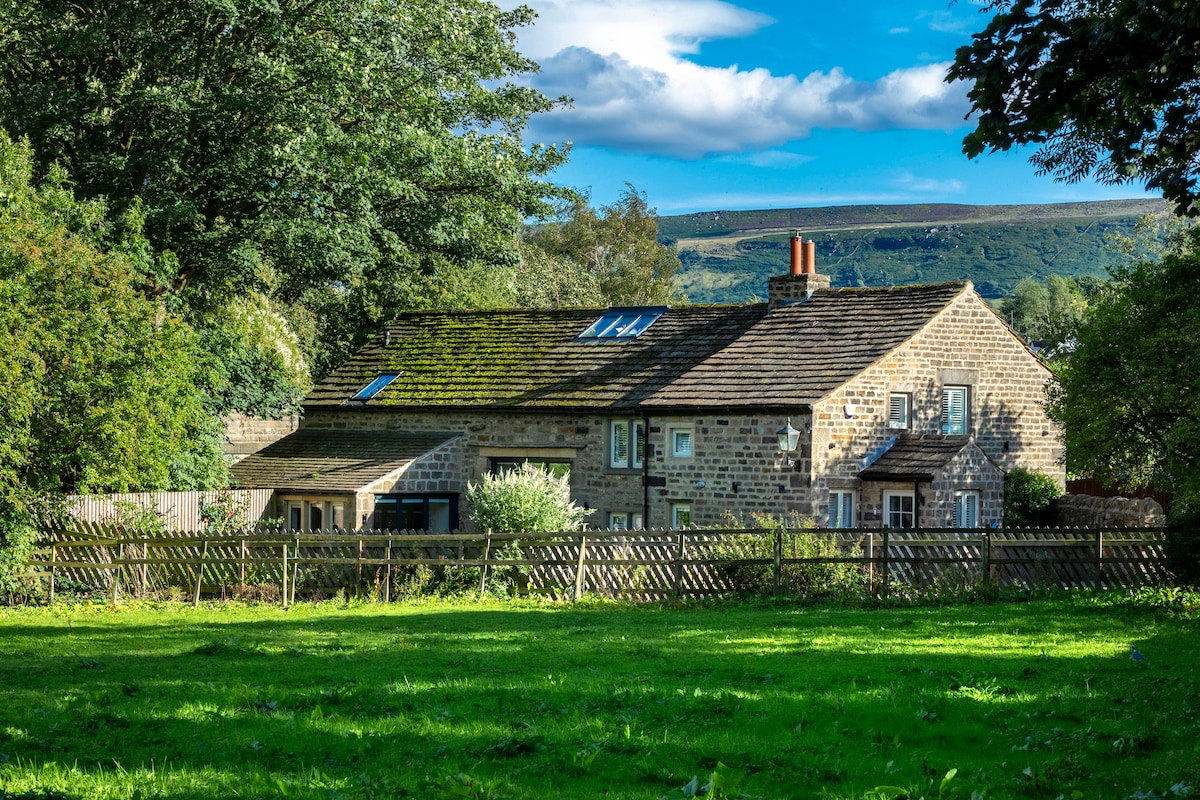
<box><xmin>351</xmin><ymin>372</ymin><xmax>401</xmax><ymax>401</ymax></box>
<box><xmin>578</xmin><ymin>307</ymin><xmax>667</xmax><ymax>340</ymax></box>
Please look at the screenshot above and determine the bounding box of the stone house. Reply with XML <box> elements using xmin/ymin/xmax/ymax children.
<box><xmin>231</xmin><ymin>239</ymin><xmax>1063</xmax><ymax>532</ymax></box>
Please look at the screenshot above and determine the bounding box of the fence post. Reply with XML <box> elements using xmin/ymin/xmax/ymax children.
<box><xmin>864</xmin><ymin>533</ymin><xmax>874</xmax><ymax>598</ymax></box>
<box><xmin>48</xmin><ymin>544</ymin><xmax>56</xmax><ymax>603</ymax></box>
<box><xmin>193</xmin><ymin>540</ymin><xmax>209</xmax><ymax>608</ymax></box>
<box><xmin>479</xmin><ymin>531</ymin><xmax>493</xmax><ymax>599</ymax></box>
<box><xmin>141</xmin><ymin>541</ymin><xmax>148</xmax><ymax>599</ymax></box>
<box><xmin>239</xmin><ymin>538</ymin><xmax>246</xmax><ymax>586</ymax></box>
<box><xmin>356</xmin><ymin>536</ymin><xmax>364</xmax><ymax>597</ymax></box>
<box><xmin>980</xmin><ymin>530</ymin><xmax>992</xmax><ymax>587</ymax></box>
<box><xmin>673</xmin><ymin>531</ymin><xmax>686</xmax><ymax>599</ymax></box>
<box><xmin>881</xmin><ymin>529</ymin><xmax>890</xmax><ymax>600</ymax></box>
<box><xmin>291</xmin><ymin>535</ymin><xmax>300</xmax><ymax>605</ymax></box>
<box><xmin>110</xmin><ymin>544</ymin><xmax>121</xmax><ymax>606</ymax></box>
<box><xmin>1095</xmin><ymin>529</ymin><xmax>1105</xmax><ymax>588</ymax></box>
<box><xmin>574</xmin><ymin>533</ymin><xmax>588</xmax><ymax>601</ymax></box>
<box><xmin>281</xmin><ymin>542</ymin><xmax>288</xmax><ymax>608</ymax></box>
<box><xmin>773</xmin><ymin>530</ymin><xmax>783</xmax><ymax>596</ymax></box>
<box><xmin>384</xmin><ymin>537</ymin><xmax>392</xmax><ymax>604</ymax></box>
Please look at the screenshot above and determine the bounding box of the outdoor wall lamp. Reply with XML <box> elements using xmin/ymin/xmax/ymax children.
<box><xmin>776</xmin><ymin>418</ymin><xmax>801</xmax><ymax>466</ymax></box>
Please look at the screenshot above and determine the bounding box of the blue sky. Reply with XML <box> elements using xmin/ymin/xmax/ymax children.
<box><xmin>511</xmin><ymin>0</ymin><xmax>1156</xmax><ymax>215</ymax></box>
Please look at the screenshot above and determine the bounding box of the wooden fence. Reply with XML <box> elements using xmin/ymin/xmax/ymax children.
<box><xmin>65</xmin><ymin>490</ymin><xmax>275</xmax><ymax>531</ymax></box>
<box><xmin>20</xmin><ymin>524</ymin><xmax>1171</xmax><ymax>605</ymax></box>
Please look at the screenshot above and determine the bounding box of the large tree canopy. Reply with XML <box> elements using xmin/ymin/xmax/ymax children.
<box><xmin>0</xmin><ymin>133</ymin><xmax>227</xmax><ymax>500</ymax></box>
<box><xmin>1046</xmin><ymin>225</ymin><xmax>1200</xmax><ymax>499</ymax></box>
<box><xmin>0</xmin><ymin>0</ymin><xmax>568</xmax><ymax>377</ymax></box>
<box><xmin>948</xmin><ymin>0</ymin><xmax>1200</xmax><ymax>216</ymax></box>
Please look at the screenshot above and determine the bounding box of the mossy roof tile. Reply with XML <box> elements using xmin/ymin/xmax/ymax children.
<box><xmin>305</xmin><ymin>283</ymin><xmax>969</xmax><ymax>411</ymax></box>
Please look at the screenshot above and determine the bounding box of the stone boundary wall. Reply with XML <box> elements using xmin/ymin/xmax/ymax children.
<box><xmin>1057</xmin><ymin>494</ymin><xmax>1165</xmax><ymax>528</ymax></box>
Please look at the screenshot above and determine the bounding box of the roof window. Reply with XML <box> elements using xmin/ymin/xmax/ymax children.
<box><xmin>578</xmin><ymin>307</ymin><xmax>666</xmax><ymax>340</ymax></box>
<box><xmin>351</xmin><ymin>371</ymin><xmax>401</xmax><ymax>401</ymax></box>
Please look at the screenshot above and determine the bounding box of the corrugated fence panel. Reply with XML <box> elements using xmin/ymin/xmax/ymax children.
<box><xmin>66</xmin><ymin>490</ymin><xmax>275</xmax><ymax>531</ymax></box>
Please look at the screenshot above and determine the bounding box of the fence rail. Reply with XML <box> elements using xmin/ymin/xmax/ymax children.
<box><xmin>23</xmin><ymin>525</ymin><xmax>1171</xmax><ymax>605</ymax></box>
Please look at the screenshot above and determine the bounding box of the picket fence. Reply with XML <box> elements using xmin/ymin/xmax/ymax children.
<box><xmin>23</xmin><ymin>523</ymin><xmax>1170</xmax><ymax>605</ymax></box>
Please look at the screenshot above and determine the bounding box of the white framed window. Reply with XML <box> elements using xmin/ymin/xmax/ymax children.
<box><xmin>953</xmin><ymin>491</ymin><xmax>980</xmax><ymax>528</ymax></box>
<box><xmin>610</xmin><ymin>420</ymin><xmax>646</xmax><ymax>468</ymax></box>
<box><xmin>670</xmin><ymin>427</ymin><xmax>694</xmax><ymax>458</ymax></box>
<box><xmin>285</xmin><ymin>500</ymin><xmax>346</xmax><ymax>531</ymax></box>
<box><xmin>607</xmin><ymin>512</ymin><xmax>644</xmax><ymax>531</ymax></box>
<box><xmin>670</xmin><ymin>503</ymin><xmax>692</xmax><ymax>529</ymax></box>
<box><xmin>884</xmin><ymin>491</ymin><xmax>915</xmax><ymax>529</ymax></box>
<box><xmin>888</xmin><ymin>393</ymin><xmax>911</xmax><ymax>429</ymax></box>
<box><xmin>942</xmin><ymin>386</ymin><xmax>969</xmax><ymax>435</ymax></box>
<box><xmin>829</xmin><ymin>490</ymin><xmax>856</xmax><ymax>528</ymax></box>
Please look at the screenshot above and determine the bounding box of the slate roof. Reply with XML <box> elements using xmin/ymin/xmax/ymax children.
<box><xmin>304</xmin><ymin>282</ymin><xmax>970</xmax><ymax>412</ymax></box>
<box><xmin>858</xmin><ymin>434</ymin><xmax>975</xmax><ymax>482</ymax></box>
<box><xmin>230</xmin><ymin>429</ymin><xmax>459</xmax><ymax>492</ymax></box>
<box><xmin>644</xmin><ymin>283</ymin><xmax>969</xmax><ymax>408</ymax></box>
<box><xmin>306</xmin><ymin>305</ymin><xmax>769</xmax><ymax>410</ymax></box>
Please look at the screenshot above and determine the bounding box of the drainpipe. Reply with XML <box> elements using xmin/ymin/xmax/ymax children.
<box><xmin>913</xmin><ymin>479</ymin><xmax>921</xmax><ymax>528</ymax></box>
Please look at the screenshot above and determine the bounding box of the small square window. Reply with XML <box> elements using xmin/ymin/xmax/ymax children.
<box><xmin>884</xmin><ymin>491</ymin><xmax>915</xmax><ymax>529</ymax></box>
<box><xmin>607</xmin><ymin>512</ymin><xmax>643</xmax><ymax>531</ymax></box>
<box><xmin>670</xmin><ymin>428</ymin><xmax>693</xmax><ymax>458</ymax></box>
<box><xmin>888</xmin><ymin>393</ymin><xmax>911</xmax><ymax>429</ymax></box>
<box><xmin>671</xmin><ymin>503</ymin><xmax>691</xmax><ymax>529</ymax></box>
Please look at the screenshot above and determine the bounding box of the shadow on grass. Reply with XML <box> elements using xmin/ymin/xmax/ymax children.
<box><xmin>0</xmin><ymin>600</ymin><xmax>1195</xmax><ymax>800</ymax></box>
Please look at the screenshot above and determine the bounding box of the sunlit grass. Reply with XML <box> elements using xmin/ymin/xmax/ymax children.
<box><xmin>0</xmin><ymin>593</ymin><xmax>1197</xmax><ymax>799</ymax></box>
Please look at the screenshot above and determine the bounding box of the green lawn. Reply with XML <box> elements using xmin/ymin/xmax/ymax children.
<box><xmin>0</xmin><ymin>593</ymin><xmax>1196</xmax><ymax>800</ymax></box>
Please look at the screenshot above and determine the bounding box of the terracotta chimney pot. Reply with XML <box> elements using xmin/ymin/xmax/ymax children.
<box><xmin>790</xmin><ymin>234</ymin><xmax>803</xmax><ymax>276</ymax></box>
<box><xmin>803</xmin><ymin>239</ymin><xmax>816</xmax><ymax>274</ymax></box>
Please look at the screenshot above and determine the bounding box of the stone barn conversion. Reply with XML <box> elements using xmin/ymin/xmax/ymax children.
<box><xmin>232</xmin><ymin>237</ymin><xmax>1063</xmax><ymax>532</ymax></box>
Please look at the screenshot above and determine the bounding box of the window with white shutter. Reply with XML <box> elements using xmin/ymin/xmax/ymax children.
<box><xmin>954</xmin><ymin>491</ymin><xmax>980</xmax><ymax>528</ymax></box>
<box><xmin>942</xmin><ymin>386</ymin><xmax>969</xmax><ymax>435</ymax></box>
<box><xmin>829</xmin><ymin>490</ymin><xmax>856</xmax><ymax>528</ymax></box>
<box><xmin>610</xmin><ymin>420</ymin><xmax>645</xmax><ymax>468</ymax></box>
<box><xmin>888</xmin><ymin>393</ymin><xmax>910</xmax><ymax>429</ymax></box>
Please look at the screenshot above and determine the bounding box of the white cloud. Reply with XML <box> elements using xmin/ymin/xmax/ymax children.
<box><xmin>515</xmin><ymin>0</ymin><xmax>972</xmax><ymax>158</ymax></box>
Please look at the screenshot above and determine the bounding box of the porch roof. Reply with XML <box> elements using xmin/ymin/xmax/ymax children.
<box><xmin>858</xmin><ymin>434</ymin><xmax>974</xmax><ymax>482</ymax></box>
<box><xmin>230</xmin><ymin>429</ymin><xmax>459</xmax><ymax>493</ymax></box>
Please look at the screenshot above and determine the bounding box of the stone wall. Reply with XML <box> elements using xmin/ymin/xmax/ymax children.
<box><xmin>222</xmin><ymin>413</ymin><xmax>298</xmax><ymax>462</ymax></box>
<box><xmin>809</xmin><ymin>287</ymin><xmax>1062</xmax><ymax>526</ymax></box>
<box><xmin>1056</xmin><ymin>494</ymin><xmax>1165</xmax><ymax>528</ymax></box>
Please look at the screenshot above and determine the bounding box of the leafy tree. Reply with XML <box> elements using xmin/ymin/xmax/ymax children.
<box><xmin>1046</xmin><ymin>225</ymin><xmax>1200</xmax><ymax>500</ymax></box>
<box><xmin>0</xmin><ymin>132</ymin><xmax>226</xmax><ymax>499</ymax></box>
<box><xmin>999</xmin><ymin>274</ymin><xmax>1088</xmax><ymax>354</ymax></box>
<box><xmin>948</xmin><ymin>1</ymin><xmax>1200</xmax><ymax>216</ymax></box>
<box><xmin>0</xmin><ymin>0</ymin><xmax>569</xmax><ymax>379</ymax></box>
<box><xmin>466</xmin><ymin>463</ymin><xmax>591</xmax><ymax>534</ymax></box>
<box><xmin>525</xmin><ymin>185</ymin><xmax>682</xmax><ymax>306</ymax></box>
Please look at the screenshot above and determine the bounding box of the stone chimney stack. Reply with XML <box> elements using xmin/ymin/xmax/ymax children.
<box><xmin>769</xmin><ymin>234</ymin><xmax>830</xmax><ymax>308</ymax></box>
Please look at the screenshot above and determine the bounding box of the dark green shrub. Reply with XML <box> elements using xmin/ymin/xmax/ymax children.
<box><xmin>1003</xmin><ymin>468</ymin><xmax>1061</xmax><ymax>527</ymax></box>
<box><xmin>1165</xmin><ymin>502</ymin><xmax>1200</xmax><ymax>586</ymax></box>
<box><xmin>0</xmin><ymin>499</ymin><xmax>38</xmax><ymax>596</ymax></box>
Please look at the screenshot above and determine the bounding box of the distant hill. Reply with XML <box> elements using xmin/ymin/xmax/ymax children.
<box><xmin>658</xmin><ymin>199</ymin><xmax>1168</xmax><ymax>303</ymax></box>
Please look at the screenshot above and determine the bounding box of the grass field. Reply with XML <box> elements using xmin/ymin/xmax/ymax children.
<box><xmin>0</xmin><ymin>592</ymin><xmax>1197</xmax><ymax>800</ymax></box>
